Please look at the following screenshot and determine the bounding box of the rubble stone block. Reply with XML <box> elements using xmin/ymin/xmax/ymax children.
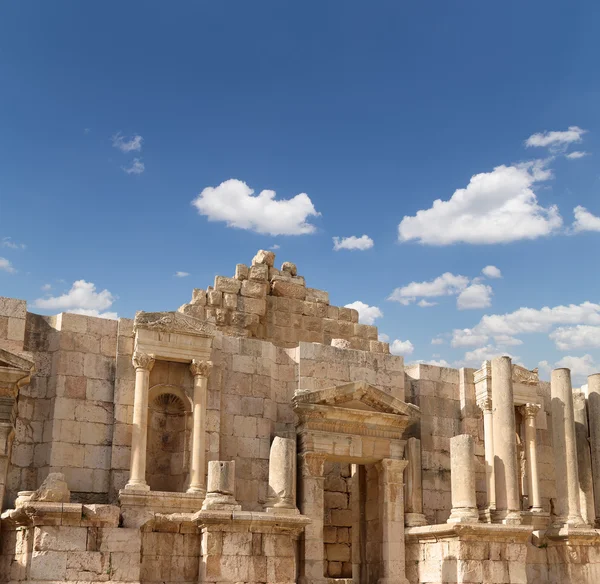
<box><xmin>214</xmin><ymin>275</ymin><xmax>242</xmax><ymax>294</ymax></box>
<box><xmin>271</xmin><ymin>280</ymin><xmax>307</xmax><ymax>300</ymax></box>
<box><xmin>252</xmin><ymin>249</ymin><xmax>276</xmax><ymax>267</ymax></box>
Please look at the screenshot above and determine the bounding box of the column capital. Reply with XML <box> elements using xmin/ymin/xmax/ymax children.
<box><xmin>298</xmin><ymin>452</ymin><xmax>327</xmax><ymax>478</ymax></box>
<box><xmin>377</xmin><ymin>458</ymin><xmax>408</xmax><ymax>483</ymax></box>
<box><xmin>132</xmin><ymin>351</ymin><xmax>155</xmax><ymax>371</ymax></box>
<box><xmin>190</xmin><ymin>359</ymin><xmax>212</xmax><ymax>378</ymax></box>
<box><xmin>477</xmin><ymin>396</ymin><xmax>493</xmax><ymax>412</ymax></box>
<box><xmin>520</xmin><ymin>403</ymin><xmax>541</xmax><ymax>420</ymax></box>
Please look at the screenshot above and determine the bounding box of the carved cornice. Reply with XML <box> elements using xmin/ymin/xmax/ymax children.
<box><xmin>474</xmin><ymin>361</ymin><xmax>491</xmax><ymax>385</ymax></box>
<box><xmin>134</xmin><ymin>311</ymin><xmax>216</xmax><ymax>338</ymax></box>
<box><xmin>520</xmin><ymin>403</ymin><xmax>541</xmax><ymax>419</ymax></box>
<box><xmin>190</xmin><ymin>360</ymin><xmax>212</xmax><ymax>378</ymax></box>
<box><xmin>512</xmin><ymin>365</ymin><xmax>539</xmax><ymax>386</ymax></box>
<box><xmin>132</xmin><ymin>352</ymin><xmax>155</xmax><ymax>371</ymax></box>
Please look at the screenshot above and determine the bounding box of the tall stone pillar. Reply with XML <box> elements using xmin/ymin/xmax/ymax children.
<box><xmin>520</xmin><ymin>404</ymin><xmax>543</xmax><ymax>513</ymax></box>
<box><xmin>588</xmin><ymin>373</ymin><xmax>600</xmax><ymax>527</ymax></box>
<box><xmin>448</xmin><ymin>434</ymin><xmax>479</xmax><ymax>524</ymax></box>
<box><xmin>125</xmin><ymin>351</ymin><xmax>154</xmax><ymax>491</ymax></box>
<box><xmin>491</xmin><ymin>356</ymin><xmax>521</xmax><ymax>524</ymax></box>
<box><xmin>478</xmin><ymin>397</ymin><xmax>496</xmax><ymax>514</ymax></box>
<box><xmin>298</xmin><ymin>452</ymin><xmax>327</xmax><ymax>584</ymax></box>
<box><xmin>265</xmin><ymin>436</ymin><xmax>298</xmax><ymax>513</ymax></box>
<box><xmin>404</xmin><ymin>437</ymin><xmax>427</xmax><ymax>526</ymax></box>
<box><xmin>551</xmin><ymin>368</ymin><xmax>586</xmax><ymax>527</ymax></box>
<box><xmin>377</xmin><ymin>458</ymin><xmax>410</xmax><ymax>584</ymax></box>
<box><xmin>188</xmin><ymin>359</ymin><xmax>212</xmax><ymax>495</ymax></box>
<box><xmin>573</xmin><ymin>390</ymin><xmax>595</xmax><ymax>525</ymax></box>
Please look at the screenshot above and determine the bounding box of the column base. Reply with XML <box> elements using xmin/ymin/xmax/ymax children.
<box><xmin>492</xmin><ymin>508</ymin><xmax>522</xmax><ymax>525</ymax></box>
<box><xmin>264</xmin><ymin>505</ymin><xmax>300</xmax><ymax>515</ymax></box>
<box><xmin>201</xmin><ymin>493</ymin><xmax>241</xmax><ymax>511</ymax></box>
<box><xmin>479</xmin><ymin>506</ymin><xmax>495</xmax><ymax>523</ymax></box>
<box><xmin>447</xmin><ymin>507</ymin><xmax>479</xmax><ymax>524</ymax></box>
<box><xmin>405</xmin><ymin>512</ymin><xmax>427</xmax><ymax>527</ymax></box>
<box><xmin>186</xmin><ymin>486</ymin><xmax>206</xmax><ymax>497</ymax></box>
<box><xmin>551</xmin><ymin>514</ymin><xmax>588</xmax><ymax>529</ymax></box>
<box><xmin>123</xmin><ymin>481</ymin><xmax>150</xmax><ymax>492</ymax></box>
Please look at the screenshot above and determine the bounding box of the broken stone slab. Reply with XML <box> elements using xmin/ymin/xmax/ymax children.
<box><xmin>202</xmin><ymin>461</ymin><xmax>241</xmax><ymax>511</ymax></box>
<box><xmin>252</xmin><ymin>250</ymin><xmax>275</xmax><ymax>267</ymax></box>
<box><xmin>30</xmin><ymin>473</ymin><xmax>70</xmax><ymax>503</ymax></box>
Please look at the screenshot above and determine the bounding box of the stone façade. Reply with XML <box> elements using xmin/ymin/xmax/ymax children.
<box><xmin>0</xmin><ymin>250</ymin><xmax>599</xmax><ymax>583</ymax></box>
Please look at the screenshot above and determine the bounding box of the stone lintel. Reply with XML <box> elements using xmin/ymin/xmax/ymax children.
<box><xmin>405</xmin><ymin>522</ymin><xmax>534</xmax><ymax>544</ymax></box>
<box><xmin>542</xmin><ymin>525</ymin><xmax>600</xmax><ymax>545</ymax></box>
<box><xmin>194</xmin><ymin>508</ymin><xmax>311</xmax><ymax>535</ymax></box>
<box><xmin>119</xmin><ymin>489</ymin><xmax>206</xmax><ymax>514</ymax></box>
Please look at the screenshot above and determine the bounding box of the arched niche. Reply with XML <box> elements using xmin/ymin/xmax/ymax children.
<box><xmin>146</xmin><ymin>384</ymin><xmax>192</xmax><ymax>492</ymax></box>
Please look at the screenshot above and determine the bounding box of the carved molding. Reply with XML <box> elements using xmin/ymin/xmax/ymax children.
<box><xmin>520</xmin><ymin>403</ymin><xmax>541</xmax><ymax>419</ymax></box>
<box><xmin>298</xmin><ymin>452</ymin><xmax>327</xmax><ymax>478</ymax></box>
<box><xmin>134</xmin><ymin>311</ymin><xmax>216</xmax><ymax>338</ymax></box>
<box><xmin>190</xmin><ymin>360</ymin><xmax>213</xmax><ymax>378</ymax></box>
<box><xmin>512</xmin><ymin>365</ymin><xmax>539</xmax><ymax>386</ymax></box>
<box><xmin>132</xmin><ymin>352</ymin><xmax>155</xmax><ymax>371</ymax></box>
<box><xmin>477</xmin><ymin>396</ymin><xmax>493</xmax><ymax>412</ymax></box>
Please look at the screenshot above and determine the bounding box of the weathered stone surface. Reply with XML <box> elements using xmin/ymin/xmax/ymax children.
<box><xmin>252</xmin><ymin>250</ymin><xmax>275</xmax><ymax>267</ymax></box>
<box><xmin>281</xmin><ymin>261</ymin><xmax>297</xmax><ymax>276</ymax></box>
<box><xmin>30</xmin><ymin>473</ymin><xmax>70</xmax><ymax>503</ymax></box>
<box><xmin>271</xmin><ymin>279</ymin><xmax>307</xmax><ymax>299</ymax></box>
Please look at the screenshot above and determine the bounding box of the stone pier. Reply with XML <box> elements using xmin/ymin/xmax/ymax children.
<box><xmin>588</xmin><ymin>373</ymin><xmax>600</xmax><ymax>528</ymax></box>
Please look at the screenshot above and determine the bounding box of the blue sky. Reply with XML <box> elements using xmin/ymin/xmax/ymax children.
<box><xmin>1</xmin><ymin>2</ymin><xmax>600</xmax><ymax>382</ymax></box>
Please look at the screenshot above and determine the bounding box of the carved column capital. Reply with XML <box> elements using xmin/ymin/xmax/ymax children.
<box><xmin>298</xmin><ymin>452</ymin><xmax>327</xmax><ymax>478</ymax></box>
<box><xmin>520</xmin><ymin>403</ymin><xmax>541</xmax><ymax>420</ymax></box>
<box><xmin>477</xmin><ymin>396</ymin><xmax>493</xmax><ymax>412</ymax></box>
<box><xmin>377</xmin><ymin>458</ymin><xmax>408</xmax><ymax>484</ymax></box>
<box><xmin>190</xmin><ymin>359</ymin><xmax>212</xmax><ymax>378</ymax></box>
<box><xmin>132</xmin><ymin>351</ymin><xmax>155</xmax><ymax>371</ymax></box>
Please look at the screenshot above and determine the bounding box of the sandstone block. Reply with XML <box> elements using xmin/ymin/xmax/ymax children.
<box><xmin>29</xmin><ymin>550</ymin><xmax>67</xmax><ymax>580</ymax></box>
<box><xmin>326</xmin><ymin>543</ymin><xmax>351</xmax><ymax>562</ymax></box>
<box><xmin>238</xmin><ymin>296</ymin><xmax>266</xmax><ymax>316</ymax></box>
<box><xmin>223</xmin><ymin>292</ymin><xmax>238</xmax><ymax>309</ymax></box>
<box><xmin>214</xmin><ymin>275</ymin><xmax>242</xmax><ymax>294</ymax></box>
<box><xmin>241</xmin><ymin>279</ymin><xmax>268</xmax><ymax>298</ymax></box>
<box><xmin>252</xmin><ymin>249</ymin><xmax>275</xmax><ymax>266</ymax></box>
<box><xmin>31</xmin><ymin>473</ymin><xmax>70</xmax><ymax>503</ymax></box>
<box><xmin>235</xmin><ymin>263</ymin><xmax>249</xmax><ymax>280</ymax></box>
<box><xmin>271</xmin><ymin>280</ymin><xmax>307</xmax><ymax>300</ymax></box>
<box><xmin>281</xmin><ymin>261</ymin><xmax>297</xmax><ymax>276</ymax></box>
<box><xmin>207</xmin><ymin>290</ymin><xmax>222</xmax><ymax>306</ymax></box>
<box><xmin>110</xmin><ymin>551</ymin><xmax>141</xmax><ymax>581</ymax></box>
<box><xmin>249</xmin><ymin>263</ymin><xmax>268</xmax><ymax>281</ymax></box>
<box><xmin>34</xmin><ymin>526</ymin><xmax>87</xmax><ymax>551</ymax></box>
<box><xmin>306</xmin><ymin>287</ymin><xmax>329</xmax><ymax>304</ymax></box>
<box><xmin>191</xmin><ymin>288</ymin><xmax>207</xmax><ymax>305</ymax></box>
<box><xmin>338</xmin><ymin>307</ymin><xmax>353</xmax><ymax>321</ymax></box>
<box><xmin>0</xmin><ymin>296</ymin><xmax>26</xmax><ymax>318</ymax></box>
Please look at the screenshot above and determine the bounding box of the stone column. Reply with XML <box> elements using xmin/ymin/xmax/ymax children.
<box><xmin>377</xmin><ymin>458</ymin><xmax>410</xmax><ymax>584</ymax></box>
<box><xmin>404</xmin><ymin>437</ymin><xmax>427</xmax><ymax>526</ymax></box>
<box><xmin>448</xmin><ymin>434</ymin><xmax>479</xmax><ymax>524</ymax></box>
<box><xmin>265</xmin><ymin>436</ymin><xmax>298</xmax><ymax>513</ymax></box>
<box><xmin>573</xmin><ymin>390</ymin><xmax>595</xmax><ymax>525</ymax></box>
<box><xmin>125</xmin><ymin>351</ymin><xmax>154</xmax><ymax>491</ymax></box>
<box><xmin>588</xmin><ymin>373</ymin><xmax>600</xmax><ymax>527</ymax></box>
<box><xmin>551</xmin><ymin>368</ymin><xmax>586</xmax><ymax>527</ymax></box>
<box><xmin>188</xmin><ymin>359</ymin><xmax>212</xmax><ymax>495</ymax></box>
<box><xmin>202</xmin><ymin>460</ymin><xmax>240</xmax><ymax>510</ymax></box>
<box><xmin>520</xmin><ymin>404</ymin><xmax>543</xmax><ymax>513</ymax></box>
<box><xmin>298</xmin><ymin>452</ymin><xmax>327</xmax><ymax>584</ymax></box>
<box><xmin>478</xmin><ymin>397</ymin><xmax>496</xmax><ymax>514</ymax></box>
<box><xmin>491</xmin><ymin>356</ymin><xmax>521</xmax><ymax>524</ymax></box>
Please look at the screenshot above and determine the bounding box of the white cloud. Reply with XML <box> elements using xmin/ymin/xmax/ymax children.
<box><xmin>270</xmin><ymin>244</ymin><xmax>280</xmax><ymax>250</ymax></box>
<box><xmin>555</xmin><ymin>354</ymin><xmax>599</xmax><ymax>384</ymax></box>
<box><xmin>378</xmin><ymin>333</ymin><xmax>390</xmax><ymax>342</ymax></box>
<box><xmin>549</xmin><ymin>325</ymin><xmax>600</xmax><ymax>351</ymax></box>
<box><xmin>427</xmin><ymin>358</ymin><xmax>451</xmax><ymax>367</ymax></box>
<box><xmin>0</xmin><ymin>257</ymin><xmax>15</xmax><ymax>273</ymax></box>
<box><xmin>525</xmin><ymin>126</ymin><xmax>586</xmax><ymax>150</ymax></box>
<box><xmin>332</xmin><ymin>235</ymin><xmax>374</xmax><ymax>251</ymax></box>
<box><xmin>482</xmin><ymin>265</ymin><xmax>502</xmax><ymax>279</ymax></box>
<box><xmin>566</xmin><ymin>151</ymin><xmax>588</xmax><ymax>160</ymax></box>
<box><xmin>460</xmin><ymin>345</ymin><xmax>518</xmax><ymax>368</ymax></box>
<box><xmin>494</xmin><ymin>335</ymin><xmax>523</xmax><ymax>347</ymax></box>
<box><xmin>451</xmin><ymin>301</ymin><xmax>600</xmax><ymax>348</ymax></box>
<box><xmin>192</xmin><ymin>179</ymin><xmax>320</xmax><ymax>236</ymax></box>
<box><xmin>398</xmin><ymin>162</ymin><xmax>562</xmax><ymax>245</ymax></box>
<box><xmin>174</xmin><ymin>271</ymin><xmax>190</xmax><ymax>278</ymax></box>
<box><xmin>344</xmin><ymin>301</ymin><xmax>383</xmax><ymax>325</ymax></box>
<box><xmin>390</xmin><ymin>339</ymin><xmax>414</xmax><ymax>356</ymax></box>
<box><xmin>2</xmin><ymin>237</ymin><xmax>26</xmax><ymax>250</ymax></box>
<box><xmin>122</xmin><ymin>158</ymin><xmax>145</xmax><ymax>175</ymax></box>
<box><xmin>41</xmin><ymin>283</ymin><xmax>52</xmax><ymax>291</ymax></box>
<box><xmin>34</xmin><ymin>280</ymin><xmax>116</xmax><ymax>318</ymax></box>
<box><xmin>431</xmin><ymin>337</ymin><xmax>445</xmax><ymax>345</ymax></box>
<box><xmin>572</xmin><ymin>206</ymin><xmax>600</xmax><ymax>233</ymax></box>
<box><xmin>417</xmin><ymin>299</ymin><xmax>438</xmax><ymax>308</ymax></box>
<box><xmin>457</xmin><ymin>284</ymin><xmax>493</xmax><ymax>310</ymax></box>
<box><xmin>389</xmin><ymin>272</ymin><xmax>469</xmax><ymax>305</ymax></box>
<box><xmin>112</xmin><ymin>132</ymin><xmax>143</xmax><ymax>152</ymax></box>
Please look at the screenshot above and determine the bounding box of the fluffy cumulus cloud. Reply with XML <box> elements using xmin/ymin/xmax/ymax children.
<box><xmin>344</xmin><ymin>301</ymin><xmax>383</xmax><ymax>325</ymax></box>
<box><xmin>482</xmin><ymin>265</ymin><xmax>502</xmax><ymax>279</ymax></box>
<box><xmin>457</xmin><ymin>284</ymin><xmax>493</xmax><ymax>310</ymax></box>
<box><xmin>112</xmin><ymin>133</ymin><xmax>143</xmax><ymax>153</ymax></box>
<box><xmin>33</xmin><ymin>280</ymin><xmax>117</xmax><ymax>319</ymax></box>
<box><xmin>525</xmin><ymin>126</ymin><xmax>586</xmax><ymax>150</ymax></box>
<box><xmin>549</xmin><ymin>325</ymin><xmax>600</xmax><ymax>351</ymax></box>
<box><xmin>388</xmin><ymin>272</ymin><xmax>470</xmax><ymax>305</ymax></box>
<box><xmin>417</xmin><ymin>299</ymin><xmax>437</xmax><ymax>308</ymax></box>
<box><xmin>460</xmin><ymin>345</ymin><xmax>518</xmax><ymax>367</ymax></box>
<box><xmin>390</xmin><ymin>339</ymin><xmax>414</xmax><ymax>356</ymax></box>
<box><xmin>566</xmin><ymin>151</ymin><xmax>588</xmax><ymax>160</ymax></box>
<box><xmin>0</xmin><ymin>257</ymin><xmax>15</xmax><ymax>273</ymax></box>
<box><xmin>332</xmin><ymin>235</ymin><xmax>374</xmax><ymax>251</ymax></box>
<box><xmin>192</xmin><ymin>179</ymin><xmax>320</xmax><ymax>236</ymax></box>
<box><xmin>572</xmin><ymin>206</ymin><xmax>600</xmax><ymax>233</ymax></box>
<box><xmin>122</xmin><ymin>158</ymin><xmax>145</xmax><ymax>175</ymax></box>
<box><xmin>398</xmin><ymin>161</ymin><xmax>562</xmax><ymax>245</ymax></box>
<box><xmin>543</xmin><ymin>355</ymin><xmax>600</xmax><ymax>384</ymax></box>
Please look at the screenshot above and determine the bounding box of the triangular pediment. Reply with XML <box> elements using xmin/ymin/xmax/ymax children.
<box><xmin>293</xmin><ymin>380</ymin><xmax>419</xmax><ymax>418</ymax></box>
<box><xmin>0</xmin><ymin>349</ymin><xmax>34</xmax><ymax>374</ymax></box>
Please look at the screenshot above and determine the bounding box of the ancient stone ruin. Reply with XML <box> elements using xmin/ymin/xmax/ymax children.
<box><xmin>1</xmin><ymin>249</ymin><xmax>600</xmax><ymax>583</ymax></box>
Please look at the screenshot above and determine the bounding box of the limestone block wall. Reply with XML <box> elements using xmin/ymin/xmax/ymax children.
<box><xmin>323</xmin><ymin>461</ymin><xmax>353</xmax><ymax>578</ymax></box>
<box><xmin>405</xmin><ymin>365</ymin><xmax>485</xmax><ymax>524</ymax></box>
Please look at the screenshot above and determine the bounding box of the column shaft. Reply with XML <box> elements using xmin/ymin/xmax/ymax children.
<box><xmin>448</xmin><ymin>434</ymin><xmax>479</xmax><ymax>523</ymax></box>
<box><xmin>480</xmin><ymin>400</ymin><xmax>496</xmax><ymax>511</ymax></box>
<box><xmin>126</xmin><ymin>352</ymin><xmax>154</xmax><ymax>490</ymax></box>
<box><xmin>551</xmin><ymin>368</ymin><xmax>585</xmax><ymax>527</ymax></box>
<box><xmin>521</xmin><ymin>404</ymin><xmax>543</xmax><ymax>512</ymax></box>
<box><xmin>491</xmin><ymin>356</ymin><xmax>521</xmax><ymax>524</ymax></box>
<box><xmin>404</xmin><ymin>437</ymin><xmax>427</xmax><ymax>526</ymax></box>
<box><xmin>188</xmin><ymin>360</ymin><xmax>211</xmax><ymax>495</ymax></box>
<box><xmin>588</xmin><ymin>374</ymin><xmax>600</xmax><ymax>527</ymax></box>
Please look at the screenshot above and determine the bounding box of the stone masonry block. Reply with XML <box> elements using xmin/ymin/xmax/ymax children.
<box><xmin>306</xmin><ymin>287</ymin><xmax>329</xmax><ymax>304</ymax></box>
<box><xmin>249</xmin><ymin>264</ymin><xmax>268</xmax><ymax>281</ymax></box>
<box><xmin>214</xmin><ymin>275</ymin><xmax>242</xmax><ymax>294</ymax></box>
<box><xmin>29</xmin><ymin>550</ymin><xmax>68</xmax><ymax>580</ymax></box>
<box><xmin>235</xmin><ymin>264</ymin><xmax>249</xmax><ymax>280</ymax></box>
<box><xmin>271</xmin><ymin>279</ymin><xmax>307</xmax><ymax>300</ymax></box>
<box><xmin>241</xmin><ymin>279</ymin><xmax>268</xmax><ymax>298</ymax></box>
<box><xmin>34</xmin><ymin>526</ymin><xmax>88</xmax><ymax>551</ymax></box>
<box><xmin>0</xmin><ymin>297</ymin><xmax>27</xmax><ymax>318</ymax></box>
